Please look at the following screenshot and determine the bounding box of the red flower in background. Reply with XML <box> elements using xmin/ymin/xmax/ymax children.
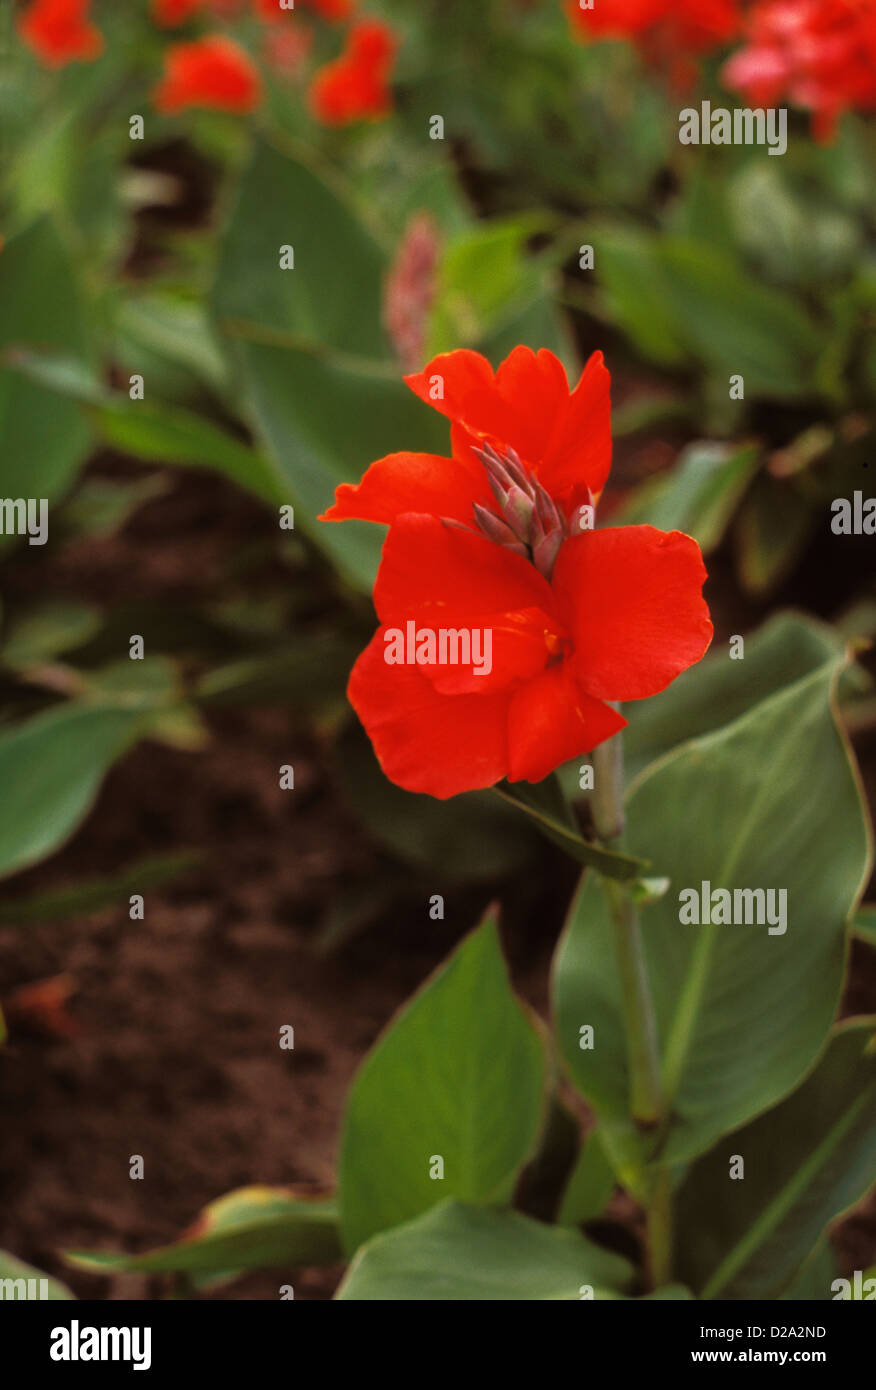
<box><xmin>722</xmin><ymin>0</ymin><xmax>876</xmax><ymax>138</ymax></box>
<box><xmin>309</xmin><ymin>19</ymin><xmax>397</xmax><ymax>124</ymax></box>
<box><xmin>153</xmin><ymin>0</ymin><xmax>205</xmax><ymax>27</ymax></box>
<box><xmin>153</xmin><ymin>35</ymin><xmax>262</xmax><ymax>112</ymax></box>
<box><xmin>259</xmin><ymin>0</ymin><xmax>353</xmax><ymax>18</ymax></box>
<box><xmin>18</xmin><ymin>0</ymin><xmax>104</xmax><ymax>67</ymax></box>
<box><xmin>569</xmin><ymin>0</ymin><xmax>741</xmax><ymax>86</ymax></box>
<box><xmin>322</xmin><ymin>348</ymin><xmax>712</xmax><ymax>799</ymax></box>
<box><xmin>569</xmin><ymin>0</ymin><xmax>740</xmax><ymax>50</ymax></box>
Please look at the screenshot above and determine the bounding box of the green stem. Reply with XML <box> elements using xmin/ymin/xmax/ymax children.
<box><xmin>646</xmin><ymin>1167</ymin><xmax>673</xmax><ymax>1290</ymax></box>
<box><xmin>591</xmin><ymin>730</ymin><xmax>671</xmax><ymax>1286</ymax></box>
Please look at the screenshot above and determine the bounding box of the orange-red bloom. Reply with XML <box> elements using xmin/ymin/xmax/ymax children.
<box><xmin>308</xmin><ymin>19</ymin><xmax>397</xmax><ymax>125</ymax></box>
<box><xmin>18</xmin><ymin>0</ymin><xmax>104</xmax><ymax>67</ymax></box>
<box><xmin>322</xmin><ymin>347</ymin><xmax>712</xmax><ymax>799</ymax></box>
<box><xmin>722</xmin><ymin>0</ymin><xmax>876</xmax><ymax>139</ymax></box>
<box><xmin>153</xmin><ymin>35</ymin><xmax>262</xmax><ymax>113</ymax></box>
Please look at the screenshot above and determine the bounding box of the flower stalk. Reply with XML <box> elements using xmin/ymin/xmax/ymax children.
<box><xmin>591</xmin><ymin>727</ymin><xmax>672</xmax><ymax>1287</ymax></box>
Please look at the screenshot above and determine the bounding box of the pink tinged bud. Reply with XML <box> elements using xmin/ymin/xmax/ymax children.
<box><xmin>502</xmin><ymin>485</ymin><xmax>536</xmax><ymax>542</ymax></box>
<box><xmin>472</xmin><ymin>503</ymin><xmax>529</xmax><ymax>558</ymax></box>
<box><xmin>532</xmin><ymin>526</ymin><xmax>564</xmax><ymax>581</ymax></box>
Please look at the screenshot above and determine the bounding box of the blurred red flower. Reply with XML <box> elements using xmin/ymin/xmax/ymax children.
<box><xmin>18</xmin><ymin>0</ymin><xmax>104</xmax><ymax>67</ymax></box>
<box><xmin>722</xmin><ymin>0</ymin><xmax>876</xmax><ymax>138</ymax></box>
<box><xmin>569</xmin><ymin>0</ymin><xmax>740</xmax><ymax>51</ymax></box>
<box><xmin>322</xmin><ymin>347</ymin><xmax>712</xmax><ymax>798</ymax></box>
<box><xmin>153</xmin><ymin>34</ymin><xmax>262</xmax><ymax>112</ymax></box>
<box><xmin>153</xmin><ymin>0</ymin><xmax>205</xmax><ymax>27</ymax></box>
<box><xmin>256</xmin><ymin>0</ymin><xmax>353</xmax><ymax>19</ymax></box>
<box><xmin>309</xmin><ymin>19</ymin><xmax>397</xmax><ymax>124</ymax></box>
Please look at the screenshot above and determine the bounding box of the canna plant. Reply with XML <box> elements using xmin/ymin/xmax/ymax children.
<box><xmin>69</xmin><ymin>346</ymin><xmax>876</xmax><ymax>1300</ymax></box>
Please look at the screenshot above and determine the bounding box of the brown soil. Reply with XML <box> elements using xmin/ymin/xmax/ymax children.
<box><xmin>0</xmin><ymin>465</ymin><xmax>873</xmax><ymax>1301</ymax></box>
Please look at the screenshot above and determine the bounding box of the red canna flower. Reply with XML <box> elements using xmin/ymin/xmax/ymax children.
<box><xmin>321</xmin><ymin>347</ymin><xmax>712</xmax><ymax>799</ymax></box>
<box><xmin>569</xmin><ymin>0</ymin><xmax>741</xmax><ymax>86</ymax></box>
<box><xmin>18</xmin><ymin>0</ymin><xmax>104</xmax><ymax>67</ymax></box>
<box><xmin>722</xmin><ymin>0</ymin><xmax>876</xmax><ymax>139</ymax></box>
<box><xmin>153</xmin><ymin>35</ymin><xmax>262</xmax><ymax>113</ymax></box>
<box><xmin>153</xmin><ymin>0</ymin><xmax>206</xmax><ymax>27</ymax></box>
<box><xmin>308</xmin><ymin>18</ymin><xmax>397</xmax><ymax>125</ymax></box>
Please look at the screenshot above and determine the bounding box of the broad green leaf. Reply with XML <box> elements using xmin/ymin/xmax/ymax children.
<box><xmin>675</xmin><ymin>1022</ymin><xmax>876</xmax><ymax>1300</ymax></box>
<box><xmin>336</xmin><ymin>1201</ymin><xmax>632</xmax><ymax>1301</ymax></box>
<box><xmin>0</xmin><ymin>219</ymin><xmax>91</xmax><ymax>509</ymax></box>
<box><xmin>227</xmin><ymin>337</ymin><xmax>447</xmax><ymax>591</ymax></box>
<box><xmin>595</xmin><ymin>226</ymin><xmax>689</xmax><ymax>368</ymax></box>
<box><xmin>93</xmin><ymin>398</ymin><xmax>284</xmax><ymax>507</ymax></box>
<box><xmin>4</xmin><ymin>348</ymin><xmax>283</xmax><ymax>508</ymax></box>
<box><xmin>619</xmin><ymin>612</ymin><xmax>845</xmax><ymax>781</ymax></box>
<box><xmin>67</xmin><ymin>1186</ymin><xmax>341</xmax><ymax>1279</ymax></box>
<box><xmin>339</xmin><ymin>915</ymin><xmax>547</xmax><ymax>1253</ymax></box>
<box><xmin>0</xmin><ymin>1252</ymin><xmax>74</xmax><ymax>1301</ymax></box>
<box><xmin>616</xmin><ymin>442</ymin><xmax>760</xmax><ymax>555</ymax></box>
<box><xmin>213</xmin><ymin>138</ymin><xmax>388</xmax><ymax>359</ymax></box>
<box><xmin>558</xmin><ymin>1130</ymin><xmax>616</xmax><ymax>1227</ymax></box>
<box><xmin>554</xmin><ymin>660</ymin><xmax>872</xmax><ymax>1168</ymax></box>
<box><xmin>0</xmin><ymin>702</ymin><xmax>149</xmax><ymax>881</ymax></box>
<box><xmin>428</xmin><ymin>217</ymin><xmax>545</xmax><ymax>354</ymax></box>
<box><xmin>657</xmin><ymin>239</ymin><xmax>821</xmax><ymax>398</ymax></box>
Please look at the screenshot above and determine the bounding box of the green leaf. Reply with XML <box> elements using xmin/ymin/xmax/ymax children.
<box><xmin>616</xmin><ymin>442</ymin><xmax>760</xmax><ymax>555</ymax></box>
<box><xmin>0</xmin><ymin>1251</ymin><xmax>75</xmax><ymax>1300</ymax></box>
<box><xmin>0</xmin><ymin>219</ymin><xmax>91</xmax><ymax>512</ymax></box>
<box><xmin>736</xmin><ymin>475</ymin><xmax>815</xmax><ymax>595</ymax></box>
<box><xmin>338</xmin><ymin>914</ymin><xmax>547</xmax><ymax>1253</ymax></box>
<box><xmin>595</xmin><ymin>226</ymin><xmax>690</xmax><ymax>369</ymax></box>
<box><xmin>213</xmin><ymin>138</ymin><xmax>389</xmax><ymax>359</ymax></box>
<box><xmin>619</xmin><ymin>611</ymin><xmax>845</xmax><ymax>781</ymax></box>
<box><xmin>656</xmin><ymin>239</ymin><xmax>822</xmax><ymax>398</ymax></box>
<box><xmin>227</xmin><ymin>338</ymin><xmax>447</xmax><ymax>591</ymax></box>
<box><xmin>557</xmin><ymin>1130</ymin><xmax>616</xmax><ymax>1227</ymax></box>
<box><xmin>0</xmin><ymin>851</ymin><xmax>200</xmax><ymax>926</ymax></box>
<box><xmin>495</xmin><ymin>778</ymin><xmax>648</xmax><ymax>881</ymax></box>
<box><xmin>428</xmin><ymin>217</ymin><xmax>545</xmax><ymax>353</ymax></box>
<box><xmin>2</xmin><ymin>601</ymin><xmax>101</xmax><ymax>669</ymax></box>
<box><xmin>0</xmin><ymin>702</ymin><xmax>150</xmax><ymax>881</ymax></box>
<box><xmin>554</xmin><ymin>659</ymin><xmax>872</xmax><ymax>1168</ymax></box>
<box><xmin>336</xmin><ymin>1200</ymin><xmax>632</xmax><ymax>1301</ymax></box>
<box><xmin>67</xmin><ymin>1186</ymin><xmax>341</xmax><ymax>1279</ymax></box>
<box><xmin>852</xmin><ymin>905</ymin><xmax>876</xmax><ymax>948</ymax></box>
<box><xmin>675</xmin><ymin>1022</ymin><xmax>876</xmax><ymax>1300</ymax></box>
<box><xmin>93</xmin><ymin>398</ymin><xmax>284</xmax><ymax>507</ymax></box>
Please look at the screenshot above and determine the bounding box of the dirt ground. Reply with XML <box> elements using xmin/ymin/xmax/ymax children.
<box><xmin>0</xmin><ymin>465</ymin><xmax>873</xmax><ymax>1301</ymax></box>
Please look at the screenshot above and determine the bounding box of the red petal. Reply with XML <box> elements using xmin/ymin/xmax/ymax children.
<box><xmin>348</xmin><ymin>631</ymin><xmax>511</xmax><ymax>798</ymax></box>
<box><xmin>540</xmin><ymin>351</ymin><xmax>613</xmax><ymax>503</ymax></box>
<box><xmin>373</xmin><ymin>514</ymin><xmax>555</xmax><ymax>624</ymax></box>
<box><xmin>554</xmin><ymin>526</ymin><xmax>712</xmax><ymax>701</ymax></box>
<box><xmin>507</xmin><ymin>666</ymin><xmax>626</xmax><ymax>783</ymax></box>
<box><xmin>320</xmin><ymin>451</ymin><xmax>490</xmax><ymax>526</ymax></box>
